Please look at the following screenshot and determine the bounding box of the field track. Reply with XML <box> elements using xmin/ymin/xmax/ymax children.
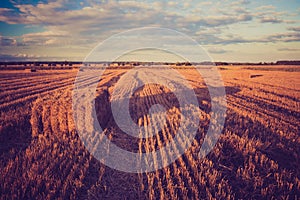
<box><xmin>0</xmin><ymin>66</ymin><xmax>299</xmax><ymax>199</ymax></box>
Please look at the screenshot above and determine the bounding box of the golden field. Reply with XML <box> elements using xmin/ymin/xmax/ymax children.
<box><xmin>0</xmin><ymin>65</ymin><xmax>299</xmax><ymax>199</ymax></box>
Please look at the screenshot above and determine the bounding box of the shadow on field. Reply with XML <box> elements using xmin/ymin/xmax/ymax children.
<box><xmin>89</xmin><ymin>83</ymin><xmax>299</xmax><ymax>199</ymax></box>
<box><xmin>205</xmin><ymin>108</ymin><xmax>299</xmax><ymax>198</ymax></box>
<box><xmin>95</xmin><ymin>85</ymin><xmax>240</xmax><ymax>153</ymax></box>
<box><xmin>0</xmin><ymin>107</ymin><xmax>32</xmax><ymax>166</ymax></box>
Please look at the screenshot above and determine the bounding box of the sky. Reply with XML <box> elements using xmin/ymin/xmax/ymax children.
<box><xmin>0</xmin><ymin>0</ymin><xmax>299</xmax><ymax>62</ymax></box>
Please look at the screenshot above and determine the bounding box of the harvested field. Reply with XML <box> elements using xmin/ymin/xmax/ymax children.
<box><xmin>0</xmin><ymin>65</ymin><xmax>299</xmax><ymax>199</ymax></box>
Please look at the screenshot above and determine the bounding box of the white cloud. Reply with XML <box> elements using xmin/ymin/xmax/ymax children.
<box><xmin>260</xmin><ymin>17</ymin><xmax>283</xmax><ymax>24</ymax></box>
<box><xmin>21</xmin><ymin>31</ymin><xmax>69</xmax><ymax>45</ymax></box>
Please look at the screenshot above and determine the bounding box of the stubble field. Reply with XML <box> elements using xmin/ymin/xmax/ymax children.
<box><xmin>0</xmin><ymin>65</ymin><xmax>299</xmax><ymax>199</ymax></box>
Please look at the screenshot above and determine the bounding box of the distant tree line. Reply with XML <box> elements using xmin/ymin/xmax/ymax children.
<box><xmin>275</xmin><ymin>60</ymin><xmax>300</xmax><ymax>65</ymax></box>
<box><xmin>0</xmin><ymin>60</ymin><xmax>299</xmax><ymax>69</ymax></box>
<box><xmin>0</xmin><ymin>61</ymin><xmax>81</xmax><ymax>66</ymax></box>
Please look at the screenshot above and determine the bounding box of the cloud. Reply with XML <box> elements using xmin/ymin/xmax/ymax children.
<box><xmin>0</xmin><ymin>35</ymin><xmax>17</xmax><ymax>46</ymax></box>
<box><xmin>1</xmin><ymin>1</ymin><xmax>167</xmax><ymax>43</ymax></box>
<box><xmin>259</xmin><ymin>17</ymin><xmax>296</xmax><ymax>24</ymax></box>
<box><xmin>207</xmin><ymin>47</ymin><xmax>229</xmax><ymax>54</ymax></box>
<box><xmin>278</xmin><ymin>48</ymin><xmax>300</xmax><ymax>52</ymax></box>
<box><xmin>256</xmin><ymin>5</ymin><xmax>276</xmax><ymax>11</ymax></box>
<box><xmin>0</xmin><ymin>8</ymin><xmax>25</xmax><ymax>24</ymax></box>
<box><xmin>254</xmin><ymin>9</ymin><xmax>296</xmax><ymax>24</ymax></box>
<box><xmin>230</xmin><ymin>0</ymin><xmax>251</xmax><ymax>6</ymax></box>
<box><xmin>0</xmin><ymin>0</ymin><xmax>299</xmax><ymax>61</ymax></box>
<box><xmin>260</xmin><ymin>17</ymin><xmax>283</xmax><ymax>23</ymax></box>
<box><xmin>178</xmin><ymin>13</ymin><xmax>252</xmax><ymax>28</ymax></box>
<box><xmin>0</xmin><ymin>53</ymin><xmax>41</xmax><ymax>61</ymax></box>
<box><xmin>197</xmin><ymin>29</ymin><xmax>300</xmax><ymax>45</ymax></box>
<box><xmin>21</xmin><ymin>31</ymin><xmax>69</xmax><ymax>45</ymax></box>
<box><xmin>266</xmin><ymin>32</ymin><xmax>300</xmax><ymax>42</ymax></box>
<box><xmin>0</xmin><ymin>53</ymin><xmax>72</xmax><ymax>61</ymax></box>
<box><xmin>287</xmin><ymin>26</ymin><xmax>300</xmax><ymax>32</ymax></box>
<box><xmin>0</xmin><ymin>0</ymin><xmax>254</xmax><ymax>33</ymax></box>
<box><xmin>0</xmin><ymin>0</ymin><xmax>253</xmax><ymax>50</ymax></box>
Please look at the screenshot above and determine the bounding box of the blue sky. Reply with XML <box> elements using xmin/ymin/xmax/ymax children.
<box><xmin>0</xmin><ymin>0</ymin><xmax>299</xmax><ymax>62</ymax></box>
